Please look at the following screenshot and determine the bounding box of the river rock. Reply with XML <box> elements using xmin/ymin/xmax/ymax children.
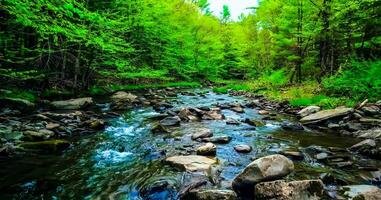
<box><xmin>361</xmin><ymin>105</ymin><xmax>380</xmax><ymax>116</ymax></box>
<box><xmin>202</xmin><ymin>110</ymin><xmax>225</xmax><ymax>120</ymax></box>
<box><xmin>0</xmin><ymin>97</ymin><xmax>35</xmax><ymax>111</ymax></box>
<box><xmin>191</xmin><ymin>128</ymin><xmax>213</xmax><ymax>140</ymax></box>
<box><xmin>201</xmin><ymin>136</ymin><xmax>232</xmax><ymax>144</ymax></box>
<box><xmin>111</xmin><ymin>91</ymin><xmax>138</xmax><ymax>103</ymax></box>
<box><xmin>254</xmin><ymin>180</ymin><xmax>325</xmax><ymax>200</ymax></box>
<box><xmin>280</xmin><ymin>151</ymin><xmax>304</xmax><ymax>160</ymax></box>
<box><xmin>234</xmin><ymin>144</ymin><xmax>252</xmax><ymax>153</ymax></box>
<box><xmin>231</xmin><ymin>106</ymin><xmax>244</xmax><ymax>113</ymax></box>
<box><xmin>350</xmin><ymin>139</ymin><xmax>376</xmax><ymax>151</ymax></box>
<box><xmin>232</xmin><ymin>154</ymin><xmax>294</xmax><ymax>194</ymax></box>
<box><xmin>23</xmin><ymin>129</ymin><xmax>55</xmax><ymax>141</ymax></box>
<box><xmin>183</xmin><ymin>190</ymin><xmax>237</xmax><ymax>200</ymax></box>
<box><xmin>160</xmin><ymin>116</ymin><xmax>181</xmax><ymax>126</ymax></box>
<box><xmin>197</xmin><ymin>143</ymin><xmax>216</xmax><ymax>156</ymax></box>
<box><xmin>341</xmin><ymin>185</ymin><xmax>381</xmax><ymax>199</ymax></box>
<box><xmin>300</xmin><ymin>107</ymin><xmax>353</xmax><ymax>124</ymax></box>
<box><xmin>245</xmin><ymin>119</ymin><xmax>265</xmax><ymax>127</ymax></box>
<box><xmin>178</xmin><ymin>108</ymin><xmax>199</xmax><ymax>122</ymax></box>
<box><xmin>20</xmin><ymin>139</ymin><xmax>70</xmax><ymax>153</ymax></box>
<box><xmin>46</xmin><ymin>123</ymin><xmax>60</xmax><ymax>130</ymax></box>
<box><xmin>50</xmin><ymin>97</ymin><xmax>93</xmax><ymax>110</ymax></box>
<box><xmin>151</xmin><ymin>123</ymin><xmax>169</xmax><ymax>134</ymax></box>
<box><xmin>226</xmin><ymin>118</ymin><xmax>240</xmax><ymax>125</ymax></box>
<box><xmin>258</xmin><ymin>110</ymin><xmax>270</xmax><ymax>115</ymax></box>
<box><xmin>165</xmin><ymin>155</ymin><xmax>217</xmax><ymax>172</ymax></box>
<box><xmin>297</xmin><ymin>106</ymin><xmax>321</xmax><ymax>118</ymax></box>
<box><xmin>356</xmin><ymin>128</ymin><xmax>381</xmax><ymax>139</ymax></box>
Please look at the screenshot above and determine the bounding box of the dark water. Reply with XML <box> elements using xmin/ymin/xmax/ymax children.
<box><xmin>0</xmin><ymin>89</ymin><xmax>380</xmax><ymax>199</ymax></box>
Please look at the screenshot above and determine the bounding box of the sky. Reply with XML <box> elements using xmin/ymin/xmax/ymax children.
<box><xmin>208</xmin><ymin>0</ymin><xmax>258</xmax><ymax>21</ymax></box>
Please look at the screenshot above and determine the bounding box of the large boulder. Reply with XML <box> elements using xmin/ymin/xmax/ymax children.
<box><xmin>50</xmin><ymin>97</ymin><xmax>93</xmax><ymax>110</ymax></box>
<box><xmin>297</xmin><ymin>106</ymin><xmax>321</xmax><ymax>118</ymax></box>
<box><xmin>232</xmin><ymin>154</ymin><xmax>294</xmax><ymax>194</ymax></box>
<box><xmin>165</xmin><ymin>155</ymin><xmax>217</xmax><ymax>173</ymax></box>
<box><xmin>254</xmin><ymin>180</ymin><xmax>325</xmax><ymax>200</ymax></box>
<box><xmin>300</xmin><ymin>107</ymin><xmax>353</xmax><ymax>124</ymax></box>
<box><xmin>111</xmin><ymin>91</ymin><xmax>138</xmax><ymax>103</ymax></box>
<box><xmin>0</xmin><ymin>97</ymin><xmax>35</xmax><ymax>111</ymax></box>
<box><xmin>182</xmin><ymin>190</ymin><xmax>237</xmax><ymax>200</ymax></box>
<box><xmin>340</xmin><ymin>185</ymin><xmax>381</xmax><ymax>200</ymax></box>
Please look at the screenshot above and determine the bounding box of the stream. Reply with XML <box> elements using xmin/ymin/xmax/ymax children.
<box><xmin>0</xmin><ymin>88</ymin><xmax>380</xmax><ymax>199</ymax></box>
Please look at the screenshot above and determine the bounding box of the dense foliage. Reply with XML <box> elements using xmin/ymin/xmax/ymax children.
<box><xmin>1</xmin><ymin>0</ymin><xmax>380</xmax><ymax>102</ymax></box>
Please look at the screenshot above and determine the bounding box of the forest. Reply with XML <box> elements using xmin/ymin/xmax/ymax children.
<box><xmin>1</xmin><ymin>0</ymin><xmax>381</xmax><ymax>199</ymax></box>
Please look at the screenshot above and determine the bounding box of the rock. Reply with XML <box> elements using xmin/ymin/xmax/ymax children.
<box><xmin>361</xmin><ymin>106</ymin><xmax>380</xmax><ymax>116</ymax></box>
<box><xmin>183</xmin><ymin>190</ymin><xmax>237</xmax><ymax>200</ymax></box>
<box><xmin>300</xmin><ymin>107</ymin><xmax>353</xmax><ymax>124</ymax></box>
<box><xmin>231</xmin><ymin>106</ymin><xmax>244</xmax><ymax>113</ymax></box>
<box><xmin>232</xmin><ymin>154</ymin><xmax>294</xmax><ymax>194</ymax></box>
<box><xmin>245</xmin><ymin>119</ymin><xmax>265</xmax><ymax>127</ymax></box>
<box><xmin>0</xmin><ymin>98</ymin><xmax>35</xmax><ymax>111</ymax></box>
<box><xmin>254</xmin><ymin>180</ymin><xmax>325</xmax><ymax>200</ymax></box>
<box><xmin>46</xmin><ymin>123</ymin><xmax>60</xmax><ymax>130</ymax></box>
<box><xmin>234</xmin><ymin>144</ymin><xmax>252</xmax><ymax>153</ymax></box>
<box><xmin>191</xmin><ymin>129</ymin><xmax>213</xmax><ymax>140</ymax></box>
<box><xmin>197</xmin><ymin>143</ymin><xmax>217</xmax><ymax>156</ymax></box>
<box><xmin>280</xmin><ymin>151</ymin><xmax>304</xmax><ymax>160</ymax></box>
<box><xmin>165</xmin><ymin>155</ymin><xmax>217</xmax><ymax>172</ymax></box>
<box><xmin>23</xmin><ymin>129</ymin><xmax>55</xmax><ymax>141</ymax></box>
<box><xmin>87</xmin><ymin>119</ymin><xmax>105</xmax><ymax>130</ymax></box>
<box><xmin>352</xmin><ymin>187</ymin><xmax>381</xmax><ymax>200</ymax></box>
<box><xmin>160</xmin><ymin>116</ymin><xmax>181</xmax><ymax>126</ymax></box>
<box><xmin>341</xmin><ymin>185</ymin><xmax>381</xmax><ymax>199</ymax></box>
<box><xmin>350</xmin><ymin>139</ymin><xmax>376</xmax><ymax>151</ymax></box>
<box><xmin>151</xmin><ymin>123</ymin><xmax>169</xmax><ymax>134</ymax></box>
<box><xmin>20</xmin><ymin>140</ymin><xmax>70</xmax><ymax>153</ymax></box>
<box><xmin>258</xmin><ymin>110</ymin><xmax>270</xmax><ymax>115</ymax></box>
<box><xmin>178</xmin><ymin>108</ymin><xmax>199</xmax><ymax>122</ymax></box>
<box><xmin>281</xmin><ymin>122</ymin><xmax>304</xmax><ymax>131</ymax></box>
<box><xmin>359</xmin><ymin>118</ymin><xmax>381</xmax><ymax>125</ymax></box>
<box><xmin>202</xmin><ymin>136</ymin><xmax>232</xmax><ymax>144</ymax></box>
<box><xmin>297</xmin><ymin>106</ymin><xmax>321</xmax><ymax>118</ymax></box>
<box><xmin>0</xmin><ymin>143</ymin><xmax>16</xmax><ymax>157</ymax></box>
<box><xmin>50</xmin><ymin>97</ymin><xmax>93</xmax><ymax>110</ymax></box>
<box><xmin>356</xmin><ymin>128</ymin><xmax>381</xmax><ymax>140</ymax></box>
<box><xmin>226</xmin><ymin>118</ymin><xmax>240</xmax><ymax>125</ymax></box>
<box><xmin>111</xmin><ymin>91</ymin><xmax>138</xmax><ymax>103</ymax></box>
<box><xmin>202</xmin><ymin>110</ymin><xmax>225</xmax><ymax>120</ymax></box>
<box><xmin>315</xmin><ymin>152</ymin><xmax>329</xmax><ymax>160</ymax></box>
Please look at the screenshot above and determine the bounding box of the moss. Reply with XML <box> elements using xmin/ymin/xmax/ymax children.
<box><xmin>0</xmin><ymin>89</ymin><xmax>37</xmax><ymax>102</ymax></box>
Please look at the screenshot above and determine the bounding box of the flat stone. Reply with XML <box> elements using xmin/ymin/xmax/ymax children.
<box><xmin>46</xmin><ymin>123</ymin><xmax>60</xmax><ymax>130</ymax></box>
<box><xmin>202</xmin><ymin>136</ymin><xmax>232</xmax><ymax>144</ymax></box>
<box><xmin>234</xmin><ymin>144</ymin><xmax>252</xmax><ymax>153</ymax></box>
<box><xmin>341</xmin><ymin>185</ymin><xmax>381</xmax><ymax>199</ymax></box>
<box><xmin>300</xmin><ymin>107</ymin><xmax>353</xmax><ymax>124</ymax></box>
<box><xmin>258</xmin><ymin>110</ymin><xmax>270</xmax><ymax>115</ymax></box>
<box><xmin>192</xmin><ymin>128</ymin><xmax>213</xmax><ymax>140</ymax></box>
<box><xmin>298</xmin><ymin>106</ymin><xmax>321</xmax><ymax>117</ymax></box>
<box><xmin>51</xmin><ymin>97</ymin><xmax>93</xmax><ymax>110</ymax></box>
<box><xmin>165</xmin><ymin>155</ymin><xmax>217</xmax><ymax>172</ymax></box>
<box><xmin>197</xmin><ymin>143</ymin><xmax>216</xmax><ymax>156</ymax></box>
<box><xmin>20</xmin><ymin>140</ymin><xmax>70</xmax><ymax>152</ymax></box>
<box><xmin>184</xmin><ymin>190</ymin><xmax>237</xmax><ymax>200</ymax></box>
<box><xmin>160</xmin><ymin>116</ymin><xmax>181</xmax><ymax>126</ymax></box>
<box><xmin>231</xmin><ymin>106</ymin><xmax>244</xmax><ymax>113</ymax></box>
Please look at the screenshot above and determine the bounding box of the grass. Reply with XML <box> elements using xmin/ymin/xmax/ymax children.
<box><xmin>0</xmin><ymin>89</ymin><xmax>37</xmax><ymax>102</ymax></box>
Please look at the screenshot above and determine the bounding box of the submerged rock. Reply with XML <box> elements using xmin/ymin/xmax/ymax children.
<box><xmin>160</xmin><ymin>116</ymin><xmax>181</xmax><ymax>126</ymax></box>
<box><xmin>50</xmin><ymin>97</ymin><xmax>93</xmax><ymax>110</ymax></box>
<box><xmin>196</xmin><ymin>143</ymin><xmax>216</xmax><ymax>156</ymax></box>
<box><xmin>191</xmin><ymin>128</ymin><xmax>213</xmax><ymax>140</ymax></box>
<box><xmin>201</xmin><ymin>136</ymin><xmax>232</xmax><ymax>144</ymax></box>
<box><xmin>232</xmin><ymin>154</ymin><xmax>294</xmax><ymax>195</ymax></box>
<box><xmin>300</xmin><ymin>107</ymin><xmax>353</xmax><ymax>124</ymax></box>
<box><xmin>165</xmin><ymin>155</ymin><xmax>217</xmax><ymax>172</ymax></box>
<box><xmin>20</xmin><ymin>140</ymin><xmax>70</xmax><ymax>153</ymax></box>
<box><xmin>234</xmin><ymin>144</ymin><xmax>252</xmax><ymax>153</ymax></box>
<box><xmin>255</xmin><ymin>180</ymin><xmax>325</xmax><ymax>200</ymax></box>
<box><xmin>182</xmin><ymin>189</ymin><xmax>237</xmax><ymax>200</ymax></box>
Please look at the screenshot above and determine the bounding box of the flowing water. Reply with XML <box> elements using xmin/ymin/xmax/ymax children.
<box><xmin>0</xmin><ymin>89</ymin><xmax>380</xmax><ymax>199</ymax></box>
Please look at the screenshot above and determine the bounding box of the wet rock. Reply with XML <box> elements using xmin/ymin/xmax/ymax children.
<box><xmin>300</xmin><ymin>107</ymin><xmax>353</xmax><ymax>124</ymax></box>
<box><xmin>350</xmin><ymin>139</ymin><xmax>376</xmax><ymax>150</ymax></box>
<box><xmin>51</xmin><ymin>97</ymin><xmax>93</xmax><ymax>110</ymax></box>
<box><xmin>281</xmin><ymin>122</ymin><xmax>304</xmax><ymax>131</ymax></box>
<box><xmin>350</xmin><ymin>139</ymin><xmax>380</xmax><ymax>159</ymax></box>
<box><xmin>202</xmin><ymin>136</ymin><xmax>232</xmax><ymax>144</ymax></box>
<box><xmin>359</xmin><ymin>118</ymin><xmax>381</xmax><ymax>125</ymax></box>
<box><xmin>297</xmin><ymin>106</ymin><xmax>321</xmax><ymax>118</ymax></box>
<box><xmin>151</xmin><ymin>123</ymin><xmax>169</xmax><ymax>134</ymax></box>
<box><xmin>226</xmin><ymin>118</ymin><xmax>240</xmax><ymax>125</ymax></box>
<box><xmin>23</xmin><ymin>129</ymin><xmax>55</xmax><ymax>141</ymax></box>
<box><xmin>20</xmin><ymin>140</ymin><xmax>70</xmax><ymax>153</ymax></box>
<box><xmin>258</xmin><ymin>110</ymin><xmax>270</xmax><ymax>115</ymax></box>
<box><xmin>0</xmin><ymin>98</ymin><xmax>35</xmax><ymax>111</ymax></box>
<box><xmin>234</xmin><ymin>144</ymin><xmax>252</xmax><ymax>153</ymax></box>
<box><xmin>361</xmin><ymin>105</ymin><xmax>380</xmax><ymax>116</ymax></box>
<box><xmin>202</xmin><ymin>110</ymin><xmax>225</xmax><ymax>120</ymax></box>
<box><xmin>255</xmin><ymin>180</ymin><xmax>325</xmax><ymax>200</ymax></box>
<box><xmin>232</xmin><ymin>154</ymin><xmax>294</xmax><ymax>194</ymax></box>
<box><xmin>46</xmin><ymin>123</ymin><xmax>60</xmax><ymax>130</ymax></box>
<box><xmin>178</xmin><ymin>108</ymin><xmax>199</xmax><ymax>122</ymax></box>
<box><xmin>111</xmin><ymin>91</ymin><xmax>138</xmax><ymax>103</ymax></box>
<box><xmin>191</xmin><ymin>128</ymin><xmax>213</xmax><ymax>140</ymax></box>
<box><xmin>140</xmin><ymin>180</ymin><xmax>177</xmax><ymax>200</ymax></box>
<box><xmin>315</xmin><ymin>152</ymin><xmax>329</xmax><ymax>160</ymax></box>
<box><xmin>196</xmin><ymin>143</ymin><xmax>216</xmax><ymax>156</ymax></box>
<box><xmin>160</xmin><ymin>116</ymin><xmax>181</xmax><ymax>126</ymax></box>
<box><xmin>280</xmin><ymin>151</ymin><xmax>304</xmax><ymax>160</ymax></box>
<box><xmin>340</xmin><ymin>185</ymin><xmax>381</xmax><ymax>199</ymax></box>
<box><xmin>231</xmin><ymin>106</ymin><xmax>244</xmax><ymax>113</ymax></box>
<box><xmin>0</xmin><ymin>142</ymin><xmax>16</xmax><ymax>157</ymax></box>
<box><xmin>165</xmin><ymin>155</ymin><xmax>217</xmax><ymax>172</ymax></box>
<box><xmin>244</xmin><ymin>119</ymin><xmax>265</xmax><ymax>127</ymax></box>
<box><xmin>85</xmin><ymin>119</ymin><xmax>105</xmax><ymax>130</ymax></box>
<box><xmin>182</xmin><ymin>190</ymin><xmax>237</xmax><ymax>200</ymax></box>
<box><xmin>355</xmin><ymin>128</ymin><xmax>381</xmax><ymax>140</ymax></box>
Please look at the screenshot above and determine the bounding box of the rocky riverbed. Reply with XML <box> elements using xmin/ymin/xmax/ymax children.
<box><xmin>0</xmin><ymin>88</ymin><xmax>381</xmax><ymax>199</ymax></box>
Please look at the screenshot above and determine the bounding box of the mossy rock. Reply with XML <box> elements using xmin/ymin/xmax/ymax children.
<box><xmin>20</xmin><ymin>140</ymin><xmax>70</xmax><ymax>153</ymax></box>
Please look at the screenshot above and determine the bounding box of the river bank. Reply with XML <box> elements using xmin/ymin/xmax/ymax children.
<box><xmin>0</xmin><ymin>87</ymin><xmax>380</xmax><ymax>199</ymax></box>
